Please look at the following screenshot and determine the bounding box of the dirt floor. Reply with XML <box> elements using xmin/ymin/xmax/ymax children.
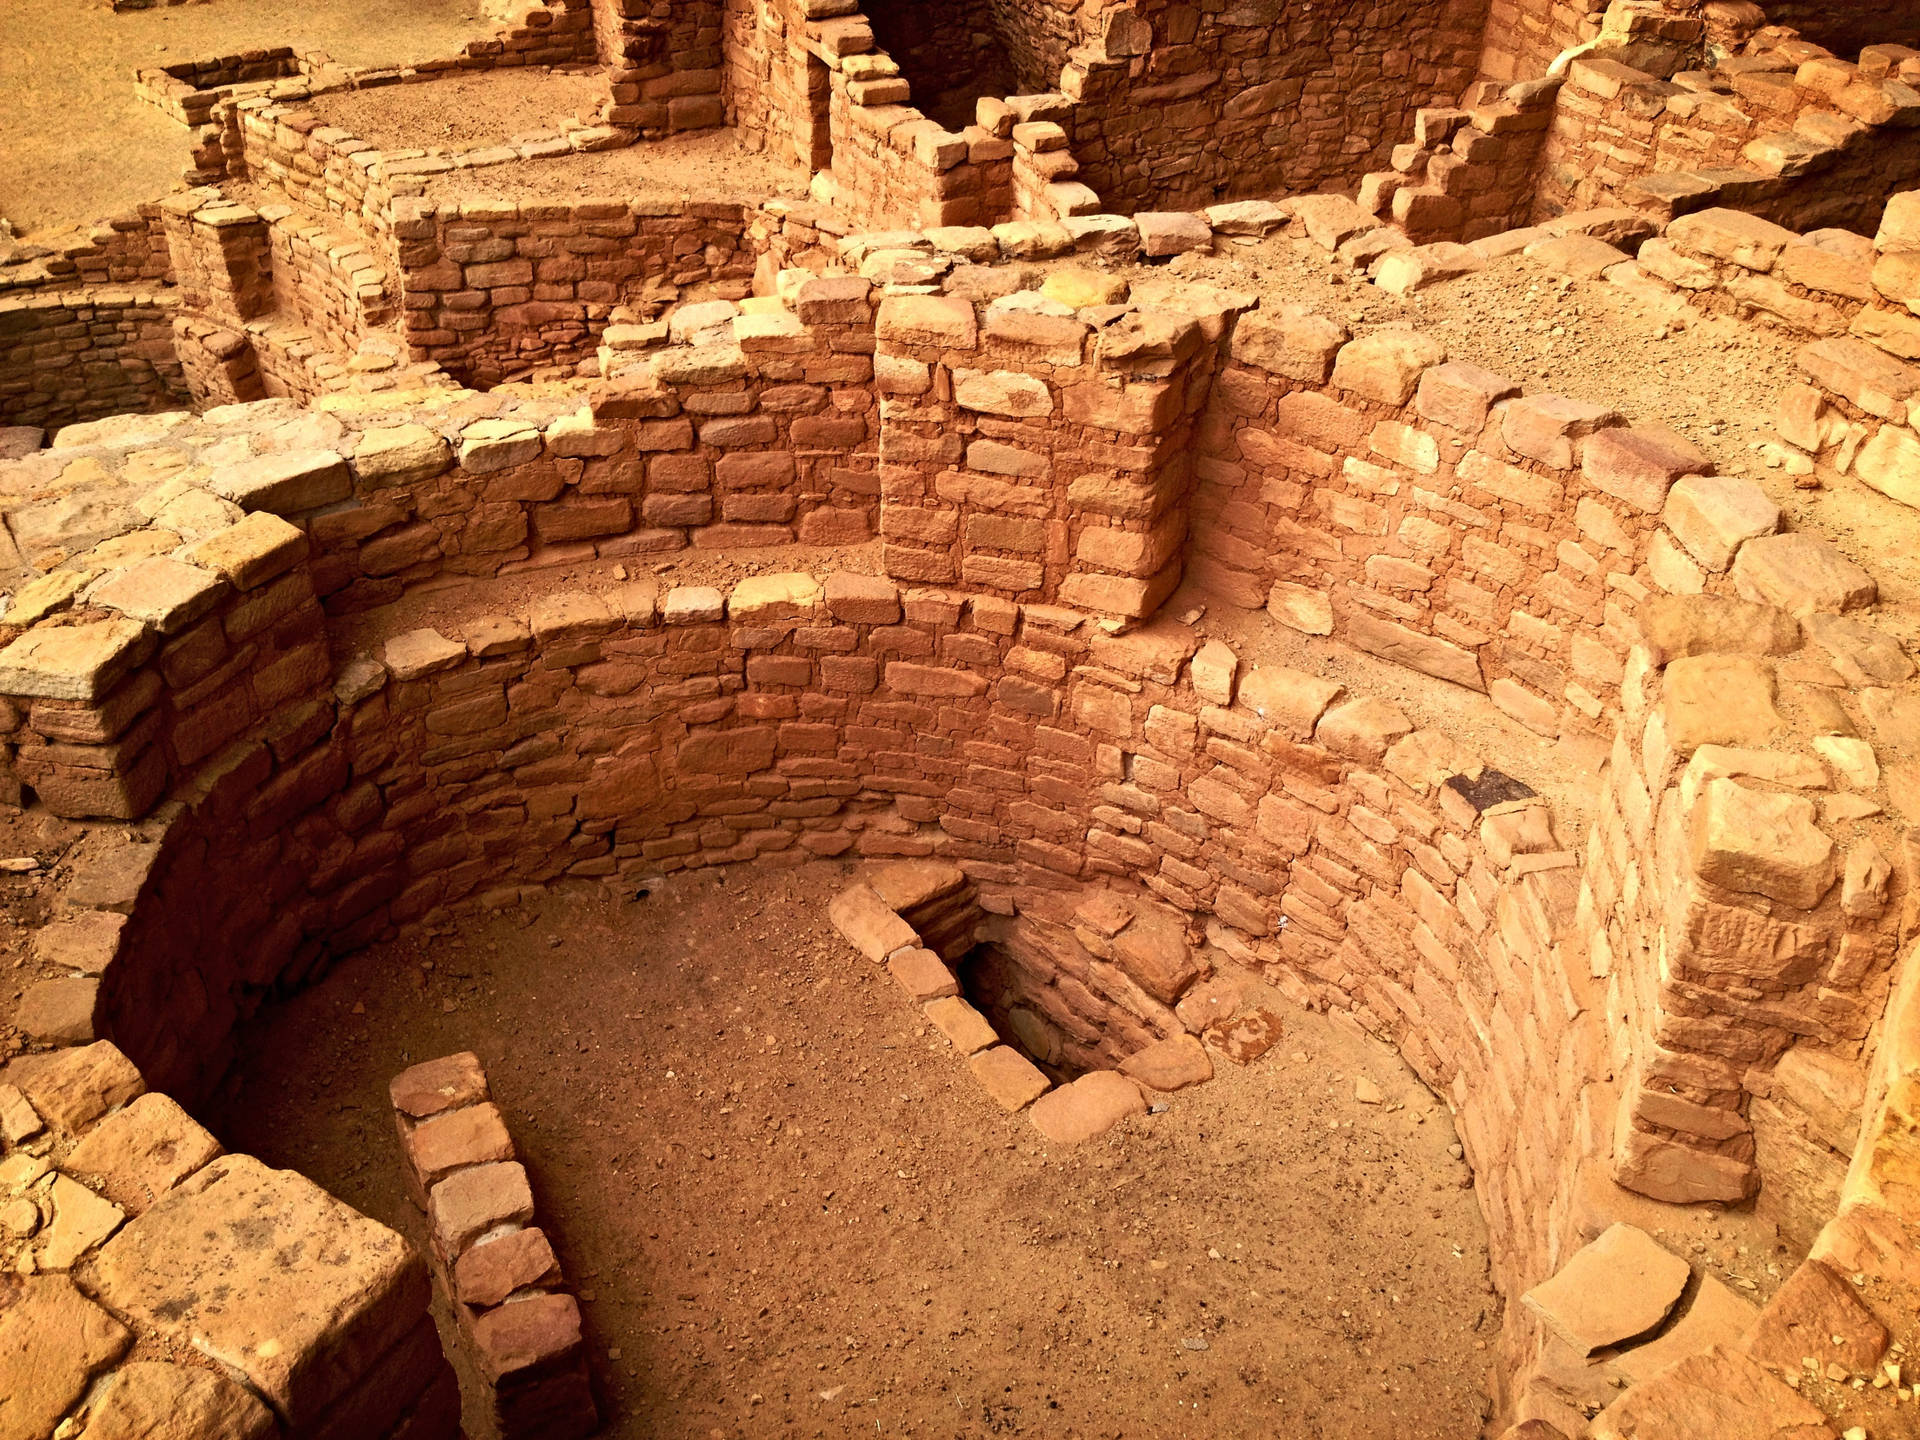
<box><xmin>309</xmin><ymin>68</ymin><xmax>610</xmax><ymax>153</ymax></box>
<box><xmin>420</xmin><ymin>128</ymin><xmax>809</xmax><ymax>206</ymax></box>
<box><xmin>205</xmin><ymin>864</ymin><xmax>1504</xmax><ymax>1440</ymax></box>
<box><xmin>0</xmin><ymin>0</ymin><xmax>491</xmax><ymax>237</ymax></box>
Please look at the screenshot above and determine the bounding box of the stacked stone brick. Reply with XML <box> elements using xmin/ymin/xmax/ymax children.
<box><xmin>391</xmin><ymin>1053</ymin><xmax>598</xmax><ymax>1440</ymax></box>
<box><xmin>0</xmin><ymin>292</ymin><xmax>189</xmax><ymax>431</ymax></box>
<box><xmin>0</xmin><ymin>1038</ymin><xmax>456</xmax><ymax>1440</ymax></box>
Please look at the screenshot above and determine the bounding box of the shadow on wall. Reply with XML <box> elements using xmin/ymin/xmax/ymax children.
<box><xmin>863</xmin><ymin>0</ymin><xmax>1021</xmax><ymax>130</ymax></box>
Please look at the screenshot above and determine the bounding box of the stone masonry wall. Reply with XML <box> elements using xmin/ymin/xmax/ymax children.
<box><xmin>1060</xmin><ymin>0</ymin><xmax>1490</xmax><ymax>214</ymax></box>
<box><xmin>0</xmin><ymin>292</ymin><xmax>190</xmax><ymax>431</ymax></box>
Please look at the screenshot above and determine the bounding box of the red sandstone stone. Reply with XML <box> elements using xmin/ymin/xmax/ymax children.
<box><xmin>390</xmin><ymin>1052</ymin><xmax>490</xmax><ymax>1120</ymax></box>
<box><xmin>455</xmin><ymin>1227</ymin><xmax>562</xmax><ymax>1310</ymax></box>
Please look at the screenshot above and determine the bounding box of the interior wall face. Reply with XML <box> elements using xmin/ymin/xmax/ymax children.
<box><xmin>1759</xmin><ymin>0</ymin><xmax>1920</xmax><ymax>58</ymax></box>
<box><xmin>1069</xmin><ymin>0</ymin><xmax>1492</xmax><ymax>214</ymax></box>
<box><xmin>863</xmin><ymin>0</ymin><xmax>1018</xmax><ymax>131</ymax></box>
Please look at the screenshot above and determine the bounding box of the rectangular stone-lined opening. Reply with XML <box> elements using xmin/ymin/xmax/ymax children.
<box><xmin>862</xmin><ymin>0</ymin><xmax>1017</xmax><ymax>131</ymax></box>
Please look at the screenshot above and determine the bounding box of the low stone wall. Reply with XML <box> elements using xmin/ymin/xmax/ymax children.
<box><xmin>396</xmin><ymin>196</ymin><xmax>759</xmax><ymax>384</ymax></box>
<box><xmin>0</xmin><ymin>209</ymin><xmax>172</xmax><ymax>297</ymax></box>
<box><xmin>0</xmin><ymin>291</ymin><xmax>189</xmax><ymax>432</ymax></box>
<box><xmin>390</xmin><ymin>1052</ymin><xmax>598</xmax><ymax>1440</ymax></box>
<box><xmin>0</xmin><ymin>1039</ymin><xmax>457</xmax><ymax>1440</ymax></box>
<box><xmin>133</xmin><ymin>47</ymin><xmax>342</xmax><ymax>127</ymax></box>
<box><xmin>1533</xmin><ymin>27</ymin><xmax>1920</xmax><ymax>234</ymax></box>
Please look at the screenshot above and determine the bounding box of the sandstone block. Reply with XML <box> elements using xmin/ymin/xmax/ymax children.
<box><xmin>1503</xmin><ymin>395</ymin><xmax>1621</xmax><ymax>470</ymax></box>
<box><xmin>183</xmin><ymin>512</ymin><xmax>306</xmax><ymax>590</ymax></box>
<box><xmin>3</xmin><ymin>1041</ymin><xmax>143</xmax><ymax>1133</ymax></box>
<box><xmin>1330</xmin><ymin>331</ymin><xmax>1447</xmax><ymax>405</ymax></box>
<box><xmin>924</xmin><ymin>997</ymin><xmax>998</xmax><ymax>1055</ymax></box>
<box><xmin>968</xmin><ymin>1046</ymin><xmax>1051</xmax><ymax>1111</ymax></box>
<box><xmin>406</xmin><ymin>1103</ymin><xmax>515</xmax><ymax>1190</ymax></box>
<box><xmin>458</xmin><ymin>419</ymin><xmax>542</xmax><ymax>473</ymax></box>
<box><xmin>1667</xmin><ymin>208</ymin><xmax>1799</xmax><ymax>271</ymax></box>
<box><xmin>1662</xmin><ymin>655</ymin><xmax>1780</xmax><ymax>752</ymax></box>
<box><xmin>0</xmin><ymin>619</ymin><xmax>152</xmax><ymax>702</ymax></box>
<box><xmin>1230</xmin><ymin>305</ymin><xmax>1348</xmax><ymax>382</ymax></box>
<box><xmin>1745</xmin><ymin>1259</ymin><xmax>1888</xmax><ymax>1374</ymax></box>
<box><xmin>1582</xmin><ymin>425</ymin><xmax>1709</xmax><ymax>512</ymax></box>
<box><xmin>1797</xmin><ymin>336</ymin><xmax>1919</xmax><ymax>418</ymax></box>
<box><xmin>18</xmin><ymin>976</ymin><xmax>99</xmax><ymax>1045</ymax></box>
<box><xmin>888</xmin><ymin>947</ymin><xmax>959</xmax><ymax>1001</ymax></box>
<box><xmin>429</xmin><ymin>1161</ymin><xmax>534</xmax><ymax>1258</ymax></box>
<box><xmin>1267</xmin><ymin>581</ymin><xmax>1334</xmax><ymax>635</ymax></box>
<box><xmin>1730</xmin><ymin>532</ymin><xmax>1876</xmax><ymax>615</ymax></box>
<box><xmin>1690</xmin><ymin>777</ymin><xmax>1835</xmax><ymax>909</ymax></box>
<box><xmin>93</xmin><ymin>1155</ymin><xmax>425</xmax><ymax>1427</ymax></box>
<box><xmin>352</xmin><ymin>424</ymin><xmax>451</xmax><ymax>486</ymax></box>
<box><xmin>91</xmin><ymin>558</ymin><xmax>227</xmax><ymax>635</ymax></box>
<box><xmin>470</xmin><ymin>1291</ymin><xmax>583</xmax><ymax>1386</ymax></box>
<box><xmin>1663</xmin><ymin>476</ymin><xmax>1779</xmax><ymax>571</ymax></box>
<box><xmin>1416</xmin><ymin>360</ymin><xmax>1519</xmax><ymax>432</ymax></box>
<box><xmin>1119</xmin><ymin>1034</ymin><xmax>1212</xmax><ymax>1091</ymax></box>
<box><xmin>1112</xmin><ymin>910</ymin><xmax>1203</xmax><ymax>1004</ymax></box>
<box><xmin>208</xmin><ymin>450</ymin><xmax>351</xmax><ymax>515</ymax></box>
<box><xmin>1134</xmin><ymin>211</ymin><xmax>1212</xmax><ymax>257</ymax></box>
<box><xmin>729</xmin><ymin>572</ymin><xmax>822</xmax><ymax>623</ymax></box>
<box><xmin>1641</xmin><ymin>595</ymin><xmax>1800</xmax><ymax>659</ymax></box>
<box><xmin>828</xmin><ymin>884</ymin><xmax>915</xmax><ymax>961</ymax></box>
<box><xmin>0</xmin><ymin>1274</ymin><xmax>131</xmax><ymax>1440</ymax></box>
<box><xmin>1853</xmin><ymin>424</ymin><xmax>1920</xmax><ymax>511</ymax></box>
<box><xmin>1589</xmin><ymin>1346</ymin><xmax>1829</xmax><ymax>1440</ymax></box>
<box><xmin>85</xmin><ymin>1361</ymin><xmax>276</xmax><ymax>1440</ymax></box>
<box><xmin>1346</xmin><ymin>613</ymin><xmax>1484</xmax><ymax>690</ymax></box>
<box><xmin>454</xmin><ymin>1227</ymin><xmax>561</xmax><ymax>1309</ymax></box>
<box><xmin>1028</xmin><ymin>1071</ymin><xmax>1146</xmax><ymax>1144</ymax></box>
<box><xmin>1238</xmin><ymin>665</ymin><xmax>1343</xmax><ymax>739</ymax></box>
<box><xmin>384</xmin><ymin>627</ymin><xmax>466</xmax><ymax>681</ymax></box>
<box><xmin>876</xmin><ymin>295</ymin><xmax>977</xmax><ymax>349</ymax></box>
<box><xmin>954</xmin><ymin>369</ymin><xmax>1053</xmax><ymax>417</ymax></box>
<box><xmin>1521</xmin><ymin>1223</ymin><xmax>1690</xmax><ymax>1357</ymax></box>
<box><xmin>1372</xmin><ymin>241</ymin><xmax>1482</xmax><ymax>294</ymax></box>
<box><xmin>390</xmin><ymin>1052</ymin><xmax>489</xmax><ymax>1120</ymax></box>
<box><xmin>64</xmin><ymin>1093</ymin><xmax>220</xmax><ymax>1217</ymax></box>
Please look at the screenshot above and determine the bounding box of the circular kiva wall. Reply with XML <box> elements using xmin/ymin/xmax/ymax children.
<box><xmin>5</xmin><ymin>263</ymin><xmax>1919</xmax><ymax>1434</ymax></box>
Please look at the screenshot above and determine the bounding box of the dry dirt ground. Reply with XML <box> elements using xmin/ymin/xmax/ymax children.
<box><xmin>205</xmin><ymin>863</ymin><xmax>1502</xmax><ymax>1440</ymax></box>
<box><xmin>0</xmin><ymin>0</ymin><xmax>491</xmax><ymax>238</ymax></box>
<box><xmin>420</xmin><ymin>128</ymin><xmax>808</xmax><ymax>206</ymax></box>
<box><xmin>309</xmin><ymin>68</ymin><xmax>611</xmax><ymax>153</ymax></box>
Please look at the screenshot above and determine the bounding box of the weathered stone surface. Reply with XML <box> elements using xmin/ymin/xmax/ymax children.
<box><xmin>1111</xmin><ymin>909</ymin><xmax>1203</xmax><ymax>1004</ymax></box>
<box><xmin>384</xmin><ymin>627</ymin><xmax>466</xmax><ymax>681</ymax></box>
<box><xmin>66</xmin><ymin>1093</ymin><xmax>222</xmax><ymax>1215</ymax></box>
<box><xmin>1731</xmin><ymin>533</ymin><xmax>1875</xmax><ymax>616</ymax></box>
<box><xmin>869</xmin><ymin>859</ymin><xmax>967</xmax><ymax>911</ymax></box>
<box><xmin>1346</xmin><ymin>612</ymin><xmax>1485</xmax><ymax>690</ymax></box>
<box><xmin>1028</xmin><ymin>1070</ymin><xmax>1147</xmax><ymax>1144</ymax></box>
<box><xmin>351</xmin><ymin>424</ymin><xmax>451</xmax><ymax>486</ymax></box>
<box><xmin>1330</xmin><ymin>331</ymin><xmax>1447</xmax><ymax>405</ymax></box>
<box><xmin>93</xmin><ymin>1154</ymin><xmax>426</xmax><ymax>1427</ymax></box>
<box><xmin>0</xmin><ymin>1274</ymin><xmax>131</xmax><ymax>1440</ymax></box>
<box><xmin>1690</xmin><ymin>778</ymin><xmax>1835</xmax><ymax>909</ymax></box>
<box><xmin>1238</xmin><ymin>665</ymin><xmax>1343</xmax><ymax>739</ymax></box>
<box><xmin>888</xmin><ymin>946</ymin><xmax>959</xmax><ymax>1001</ymax></box>
<box><xmin>1231</xmin><ymin>305</ymin><xmax>1348</xmax><ymax>382</ymax></box>
<box><xmin>454</xmin><ymin>1226</ymin><xmax>561</xmax><ymax>1309</ymax></box>
<box><xmin>1135</xmin><ymin>211</ymin><xmax>1212</xmax><ymax>257</ymax></box>
<box><xmin>208</xmin><ymin>450</ymin><xmax>351</xmax><ymax>514</ymax></box>
<box><xmin>1267</xmin><ymin>580</ymin><xmax>1334</xmax><ymax>635</ymax></box>
<box><xmin>1119</xmin><ymin>1034</ymin><xmax>1213</xmax><ymax>1091</ymax></box>
<box><xmin>1746</xmin><ymin>1258</ymin><xmax>1888</xmax><ymax>1376</ymax></box>
<box><xmin>1663</xmin><ymin>476</ymin><xmax>1779</xmax><ymax>571</ymax></box>
<box><xmin>1798</xmin><ymin>336</ymin><xmax>1919</xmax><ymax>418</ymax></box>
<box><xmin>1522</xmin><ymin>1223</ymin><xmax>1691</xmax><ymax>1357</ymax></box>
<box><xmin>1615</xmin><ymin>1126</ymin><xmax>1758</xmax><ymax>1205</ymax></box>
<box><xmin>390</xmin><ymin>1052</ymin><xmax>488</xmax><ymax>1120</ymax></box>
<box><xmin>924</xmin><ymin>997</ymin><xmax>998</xmax><ymax>1055</ymax></box>
<box><xmin>182</xmin><ymin>512</ymin><xmax>306</xmax><ymax>590</ymax></box>
<box><xmin>406</xmin><ymin>1103</ymin><xmax>515</xmax><ymax>1189</ymax></box>
<box><xmin>1614</xmin><ymin>1274</ymin><xmax>1759</xmax><ymax>1385</ymax></box>
<box><xmin>17</xmin><ymin>976</ymin><xmax>98</xmax><ymax>1044</ymax></box>
<box><xmin>90</xmin><ymin>558</ymin><xmax>227</xmax><ymax>634</ymax></box>
<box><xmin>1589</xmin><ymin>1346</ymin><xmax>1835</xmax><ymax>1440</ymax></box>
<box><xmin>968</xmin><ymin>1046</ymin><xmax>1051</xmax><ymax>1111</ymax></box>
<box><xmin>84</xmin><ymin>1361</ymin><xmax>277</xmax><ymax>1440</ymax></box>
<box><xmin>829</xmin><ymin>884</ymin><xmax>916</xmax><ymax>961</ymax></box>
<box><xmin>1668</xmin><ymin>208</ymin><xmax>1799</xmax><ymax>270</ymax></box>
<box><xmin>428</xmin><ymin>1160</ymin><xmax>534</xmax><ymax>1258</ymax></box>
<box><xmin>38</xmin><ymin>1173</ymin><xmax>123</xmax><ymax>1268</ymax></box>
<box><xmin>1641</xmin><ymin>595</ymin><xmax>1801</xmax><ymax>658</ymax></box>
<box><xmin>0</xmin><ymin>619</ymin><xmax>152</xmax><ymax>702</ymax></box>
<box><xmin>1661</xmin><ymin>655</ymin><xmax>1780</xmax><ymax>752</ymax></box>
<box><xmin>3</xmin><ymin>1041</ymin><xmax>143</xmax><ymax>1133</ymax></box>
<box><xmin>469</xmin><ymin>1291</ymin><xmax>584</xmax><ymax>1385</ymax></box>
